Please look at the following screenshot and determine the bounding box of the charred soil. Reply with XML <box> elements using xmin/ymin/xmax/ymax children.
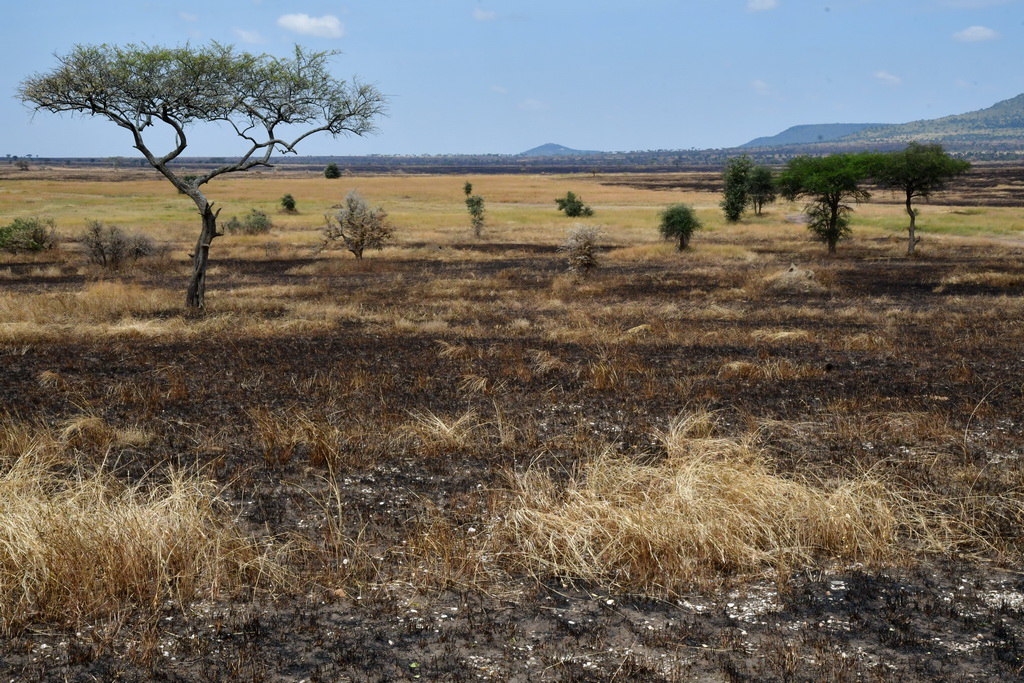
<box><xmin>2</xmin><ymin>231</ymin><xmax>1024</xmax><ymax>681</ymax></box>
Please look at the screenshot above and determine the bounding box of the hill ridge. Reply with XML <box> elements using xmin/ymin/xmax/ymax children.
<box><xmin>741</xmin><ymin>123</ymin><xmax>891</xmax><ymax>148</ymax></box>
<box><xmin>744</xmin><ymin>93</ymin><xmax>1024</xmax><ymax>150</ymax></box>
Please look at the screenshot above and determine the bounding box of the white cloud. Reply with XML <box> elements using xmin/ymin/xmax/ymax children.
<box><xmin>746</xmin><ymin>0</ymin><xmax>778</xmax><ymax>11</ymax></box>
<box><xmin>233</xmin><ymin>28</ymin><xmax>265</xmax><ymax>44</ymax></box>
<box><xmin>277</xmin><ymin>14</ymin><xmax>345</xmax><ymax>38</ymax></box>
<box><xmin>491</xmin><ymin>85</ymin><xmax>509</xmax><ymax>94</ymax></box>
<box><xmin>953</xmin><ymin>25</ymin><xmax>998</xmax><ymax>41</ymax></box>
<box><xmin>518</xmin><ymin>98</ymin><xmax>549</xmax><ymax>112</ymax></box>
<box><xmin>874</xmin><ymin>70</ymin><xmax>902</xmax><ymax>85</ymax></box>
<box><xmin>751</xmin><ymin>79</ymin><xmax>771</xmax><ymax>96</ymax></box>
<box><xmin>473</xmin><ymin>9</ymin><xmax>498</xmax><ymax>21</ymax></box>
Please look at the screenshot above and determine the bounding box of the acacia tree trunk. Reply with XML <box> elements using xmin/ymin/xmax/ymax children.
<box><xmin>185</xmin><ymin>204</ymin><xmax>220</xmax><ymax>310</ymax></box>
<box><xmin>827</xmin><ymin>203</ymin><xmax>840</xmax><ymax>255</ymax></box>
<box><xmin>905</xmin><ymin>193</ymin><xmax>918</xmax><ymax>256</ymax></box>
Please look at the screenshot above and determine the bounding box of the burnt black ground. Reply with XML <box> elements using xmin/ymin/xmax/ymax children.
<box><xmin>2</xmin><ymin>232</ymin><xmax>1024</xmax><ymax>681</ymax></box>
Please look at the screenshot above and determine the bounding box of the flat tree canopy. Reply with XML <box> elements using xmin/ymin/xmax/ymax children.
<box><xmin>19</xmin><ymin>43</ymin><xmax>386</xmax><ymax>309</ymax></box>
<box><xmin>870</xmin><ymin>143</ymin><xmax>970</xmax><ymax>255</ymax></box>
<box><xmin>777</xmin><ymin>153</ymin><xmax>873</xmax><ymax>255</ymax></box>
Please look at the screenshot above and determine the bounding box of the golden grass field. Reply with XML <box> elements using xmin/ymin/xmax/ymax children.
<box><xmin>1</xmin><ymin>165</ymin><xmax>1024</xmax><ymax>680</ymax></box>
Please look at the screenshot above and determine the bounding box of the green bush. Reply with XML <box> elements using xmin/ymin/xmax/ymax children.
<box><xmin>281</xmin><ymin>194</ymin><xmax>297</xmax><ymax>212</ymax></box>
<box><xmin>0</xmin><ymin>217</ymin><xmax>58</xmax><ymax>253</ymax></box>
<box><xmin>555</xmin><ymin>191</ymin><xmax>594</xmax><ymax>218</ymax></box>
<box><xmin>659</xmin><ymin>204</ymin><xmax>703</xmax><ymax>251</ymax></box>
<box><xmin>323</xmin><ymin>163</ymin><xmax>342</xmax><ymax>179</ymax></box>
<box><xmin>224</xmin><ymin>209</ymin><xmax>273</xmax><ymax>235</ymax></box>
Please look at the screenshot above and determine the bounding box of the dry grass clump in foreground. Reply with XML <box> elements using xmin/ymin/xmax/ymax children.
<box><xmin>494</xmin><ymin>412</ymin><xmax>971</xmax><ymax>595</ymax></box>
<box><xmin>0</xmin><ymin>445</ymin><xmax>283</xmax><ymax>634</ymax></box>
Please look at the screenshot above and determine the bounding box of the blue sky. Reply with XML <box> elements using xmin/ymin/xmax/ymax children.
<box><xmin>2</xmin><ymin>0</ymin><xmax>1022</xmax><ymax>157</ymax></box>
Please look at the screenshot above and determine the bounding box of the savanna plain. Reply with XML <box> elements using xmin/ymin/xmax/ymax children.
<box><xmin>2</xmin><ymin>164</ymin><xmax>1024</xmax><ymax>681</ymax></box>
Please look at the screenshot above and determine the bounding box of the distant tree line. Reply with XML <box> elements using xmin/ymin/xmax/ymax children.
<box><xmin>719</xmin><ymin>144</ymin><xmax>970</xmax><ymax>255</ymax></box>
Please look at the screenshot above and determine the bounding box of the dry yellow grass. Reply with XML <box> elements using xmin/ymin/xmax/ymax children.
<box><xmin>491</xmin><ymin>412</ymin><xmax>976</xmax><ymax>594</ymax></box>
<box><xmin>0</xmin><ymin>444</ymin><xmax>282</xmax><ymax>633</ymax></box>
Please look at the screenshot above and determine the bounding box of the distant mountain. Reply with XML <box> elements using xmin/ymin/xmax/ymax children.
<box><xmin>836</xmin><ymin>93</ymin><xmax>1024</xmax><ymax>146</ymax></box>
<box><xmin>741</xmin><ymin>123</ymin><xmax>890</xmax><ymax>148</ymax></box>
<box><xmin>519</xmin><ymin>143</ymin><xmax>602</xmax><ymax>157</ymax></box>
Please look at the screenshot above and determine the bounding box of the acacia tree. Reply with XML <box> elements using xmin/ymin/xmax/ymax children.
<box><xmin>19</xmin><ymin>43</ymin><xmax>386</xmax><ymax>309</ymax></box>
<box><xmin>871</xmin><ymin>143</ymin><xmax>970</xmax><ymax>256</ymax></box>
<box><xmin>777</xmin><ymin>153</ymin><xmax>872</xmax><ymax>255</ymax></box>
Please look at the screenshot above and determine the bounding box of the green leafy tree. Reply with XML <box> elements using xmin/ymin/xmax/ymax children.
<box><xmin>870</xmin><ymin>143</ymin><xmax>971</xmax><ymax>255</ymax></box>
<box><xmin>777</xmin><ymin>154</ymin><xmax>873</xmax><ymax>255</ymax></box>
<box><xmin>720</xmin><ymin>154</ymin><xmax>753</xmax><ymax>222</ymax></box>
<box><xmin>324</xmin><ymin>162</ymin><xmax>342</xmax><ymax>179</ymax></box>
<box><xmin>555</xmin><ymin>191</ymin><xmax>594</xmax><ymax>218</ymax></box>
<box><xmin>747</xmin><ymin>165</ymin><xmax>777</xmax><ymax>216</ymax></box>
<box><xmin>463</xmin><ymin>181</ymin><xmax>473</xmax><ymax>197</ymax></box>
<box><xmin>322</xmin><ymin>190</ymin><xmax>394</xmax><ymax>259</ymax></box>
<box><xmin>280</xmin><ymin>194</ymin><xmax>297</xmax><ymax>213</ymax></box>
<box><xmin>659</xmin><ymin>204</ymin><xmax>703</xmax><ymax>251</ymax></box>
<box><xmin>19</xmin><ymin>43</ymin><xmax>386</xmax><ymax>309</ymax></box>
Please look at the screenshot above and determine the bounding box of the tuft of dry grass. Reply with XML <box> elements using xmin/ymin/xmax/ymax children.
<box><xmin>491</xmin><ymin>412</ymin><xmax>972</xmax><ymax>595</ymax></box>
<box><xmin>718</xmin><ymin>358</ymin><xmax>823</xmax><ymax>381</ymax></box>
<box><xmin>402</xmin><ymin>409</ymin><xmax>481</xmax><ymax>457</ymax></box>
<box><xmin>938</xmin><ymin>269</ymin><xmax>1024</xmax><ymax>288</ymax></box>
<box><xmin>0</xmin><ymin>448</ymin><xmax>283</xmax><ymax>633</ymax></box>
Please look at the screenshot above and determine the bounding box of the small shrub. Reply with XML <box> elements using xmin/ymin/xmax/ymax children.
<box><xmin>466</xmin><ymin>194</ymin><xmax>486</xmax><ymax>238</ymax></box>
<box><xmin>559</xmin><ymin>225</ymin><xmax>602</xmax><ymax>278</ymax></box>
<box><xmin>0</xmin><ymin>217</ymin><xmax>58</xmax><ymax>253</ymax></box>
<box><xmin>555</xmin><ymin>191</ymin><xmax>594</xmax><ymax>218</ymax></box>
<box><xmin>321</xmin><ymin>190</ymin><xmax>394</xmax><ymax>259</ymax></box>
<box><xmin>224</xmin><ymin>209</ymin><xmax>272</xmax><ymax>235</ymax></box>
<box><xmin>82</xmin><ymin>221</ymin><xmax>156</xmax><ymax>270</ymax></box>
<box><xmin>324</xmin><ymin>162</ymin><xmax>341</xmax><ymax>179</ymax></box>
<box><xmin>280</xmin><ymin>194</ymin><xmax>297</xmax><ymax>213</ymax></box>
